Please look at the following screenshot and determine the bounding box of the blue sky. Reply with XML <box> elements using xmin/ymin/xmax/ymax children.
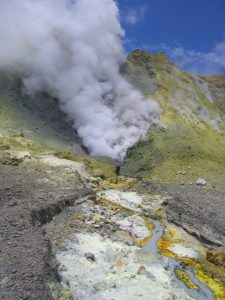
<box><xmin>118</xmin><ymin>0</ymin><xmax>225</xmax><ymax>75</ymax></box>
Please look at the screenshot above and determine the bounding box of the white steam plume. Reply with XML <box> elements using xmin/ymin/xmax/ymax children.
<box><xmin>0</xmin><ymin>0</ymin><xmax>158</xmax><ymax>161</ymax></box>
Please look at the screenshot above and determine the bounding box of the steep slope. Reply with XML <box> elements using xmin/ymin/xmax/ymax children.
<box><xmin>0</xmin><ymin>71</ymin><xmax>117</xmax><ymax>181</ymax></box>
<box><xmin>120</xmin><ymin>50</ymin><xmax>225</xmax><ymax>192</ymax></box>
<box><xmin>0</xmin><ymin>71</ymin><xmax>81</xmax><ymax>152</ymax></box>
<box><xmin>203</xmin><ymin>74</ymin><xmax>225</xmax><ymax>113</ymax></box>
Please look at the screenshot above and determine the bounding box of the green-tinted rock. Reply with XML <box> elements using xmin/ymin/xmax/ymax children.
<box><xmin>120</xmin><ymin>50</ymin><xmax>225</xmax><ymax>192</ymax></box>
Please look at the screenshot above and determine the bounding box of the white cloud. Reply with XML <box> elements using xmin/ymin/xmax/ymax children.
<box><xmin>147</xmin><ymin>41</ymin><xmax>225</xmax><ymax>75</ymax></box>
<box><xmin>124</xmin><ymin>6</ymin><xmax>147</xmax><ymax>25</ymax></box>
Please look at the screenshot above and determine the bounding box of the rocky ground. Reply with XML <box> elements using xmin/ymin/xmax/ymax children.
<box><xmin>45</xmin><ymin>176</ymin><xmax>225</xmax><ymax>300</ymax></box>
<box><xmin>0</xmin><ymin>148</ymin><xmax>225</xmax><ymax>299</ymax></box>
<box><xmin>0</xmin><ymin>150</ymin><xmax>225</xmax><ymax>300</ymax></box>
<box><xmin>135</xmin><ymin>181</ymin><xmax>225</xmax><ymax>247</ymax></box>
<box><xmin>0</xmin><ymin>155</ymin><xmax>90</xmax><ymax>300</ymax></box>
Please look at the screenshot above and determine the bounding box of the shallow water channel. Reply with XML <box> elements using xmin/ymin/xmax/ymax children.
<box><xmin>55</xmin><ymin>189</ymin><xmax>216</xmax><ymax>300</ymax></box>
<box><xmin>144</xmin><ymin>219</ymin><xmax>214</xmax><ymax>300</ymax></box>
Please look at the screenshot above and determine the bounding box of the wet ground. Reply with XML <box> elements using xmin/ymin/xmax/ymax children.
<box><xmin>0</xmin><ymin>151</ymin><xmax>225</xmax><ymax>299</ymax></box>
<box><xmin>45</xmin><ymin>179</ymin><xmax>225</xmax><ymax>300</ymax></box>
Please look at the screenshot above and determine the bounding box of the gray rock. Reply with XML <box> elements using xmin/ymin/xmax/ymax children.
<box><xmin>59</xmin><ymin>264</ymin><xmax>67</xmax><ymax>272</ymax></box>
<box><xmin>109</xmin><ymin>282</ymin><xmax>117</xmax><ymax>289</ymax></box>
<box><xmin>84</xmin><ymin>252</ymin><xmax>96</xmax><ymax>261</ymax></box>
<box><xmin>94</xmin><ymin>281</ymin><xmax>107</xmax><ymax>291</ymax></box>
<box><xmin>11</xmin><ymin>268</ymin><xmax>17</xmax><ymax>274</ymax></box>
<box><xmin>146</xmin><ymin>271</ymin><xmax>156</xmax><ymax>281</ymax></box>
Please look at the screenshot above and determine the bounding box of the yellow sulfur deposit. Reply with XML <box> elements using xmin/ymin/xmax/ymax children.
<box><xmin>175</xmin><ymin>268</ymin><xmax>200</xmax><ymax>290</ymax></box>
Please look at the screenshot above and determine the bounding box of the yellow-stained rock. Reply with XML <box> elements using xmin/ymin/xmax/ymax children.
<box><xmin>58</xmin><ymin>289</ymin><xmax>73</xmax><ymax>300</ymax></box>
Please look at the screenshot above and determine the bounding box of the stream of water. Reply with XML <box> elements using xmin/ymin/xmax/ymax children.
<box><xmin>143</xmin><ymin>219</ymin><xmax>214</xmax><ymax>300</ymax></box>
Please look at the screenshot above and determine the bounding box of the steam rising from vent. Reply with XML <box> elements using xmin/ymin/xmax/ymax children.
<box><xmin>0</xmin><ymin>0</ymin><xmax>158</xmax><ymax>161</ymax></box>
